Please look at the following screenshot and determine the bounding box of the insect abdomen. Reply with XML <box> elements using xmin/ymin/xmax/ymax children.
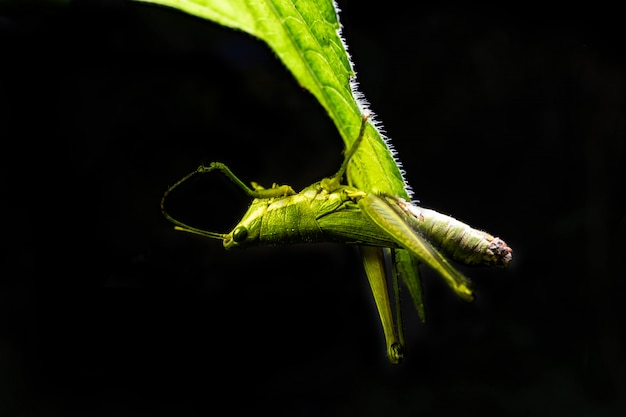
<box><xmin>417</xmin><ymin>207</ymin><xmax>512</xmax><ymax>267</ymax></box>
<box><xmin>389</xmin><ymin>196</ymin><xmax>512</xmax><ymax>267</ymax></box>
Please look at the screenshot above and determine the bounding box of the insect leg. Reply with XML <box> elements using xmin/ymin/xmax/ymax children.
<box><xmin>197</xmin><ymin>162</ymin><xmax>295</xmax><ymax>198</ymax></box>
<box><xmin>321</xmin><ymin>113</ymin><xmax>370</xmax><ymax>192</ymax></box>
<box><xmin>394</xmin><ymin>248</ymin><xmax>426</xmax><ymax>323</ymax></box>
<box><xmin>336</xmin><ymin>112</ymin><xmax>370</xmax><ymax>179</ymax></box>
<box><xmin>389</xmin><ymin>249</ymin><xmax>405</xmax><ymax>347</ymax></box>
<box><xmin>161</xmin><ymin>162</ymin><xmax>294</xmax><ymax>239</ymax></box>
<box><xmin>359</xmin><ymin>194</ymin><xmax>474</xmax><ymax>302</ymax></box>
<box><xmin>360</xmin><ymin>246</ymin><xmax>404</xmax><ymax>364</ymax></box>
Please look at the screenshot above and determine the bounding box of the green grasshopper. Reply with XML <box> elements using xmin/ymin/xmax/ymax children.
<box><xmin>161</xmin><ymin>114</ymin><xmax>512</xmax><ymax>363</ymax></box>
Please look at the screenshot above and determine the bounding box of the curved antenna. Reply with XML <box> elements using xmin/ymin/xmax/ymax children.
<box><xmin>160</xmin><ymin>167</ymin><xmax>228</xmax><ymax>240</ymax></box>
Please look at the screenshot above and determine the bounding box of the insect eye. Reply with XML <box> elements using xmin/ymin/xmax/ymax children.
<box><xmin>232</xmin><ymin>226</ymin><xmax>248</xmax><ymax>242</ymax></box>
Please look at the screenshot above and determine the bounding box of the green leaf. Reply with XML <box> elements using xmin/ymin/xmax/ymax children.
<box><xmin>133</xmin><ymin>0</ymin><xmax>410</xmax><ymax>199</ymax></box>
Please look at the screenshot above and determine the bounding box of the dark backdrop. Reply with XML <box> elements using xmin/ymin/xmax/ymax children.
<box><xmin>1</xmin><ymin>1</ymin><xmax>624</xmax><ymax>416</ymax></box>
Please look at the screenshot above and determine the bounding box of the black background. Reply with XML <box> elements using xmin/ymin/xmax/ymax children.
<box><xmin>1</xmin><ymin>1</ymin><xmax>625</xmax><ymax>416</ymax></box>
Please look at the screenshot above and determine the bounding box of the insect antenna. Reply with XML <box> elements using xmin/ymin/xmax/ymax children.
<box><xmin>171</xmin><ymin>225</ymin><xmax>227</xmax><ymax>240</ymax></box>
<box><xmin>161</xmin><ymin>168</ymin><xmax>228</xmax><ymax>241</ymax></box>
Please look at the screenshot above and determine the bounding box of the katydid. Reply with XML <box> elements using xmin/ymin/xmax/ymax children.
<box><xmin>161</xmin><ymin>114</ymin><xmax>512</xmax><ymax>364</ymax></box>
